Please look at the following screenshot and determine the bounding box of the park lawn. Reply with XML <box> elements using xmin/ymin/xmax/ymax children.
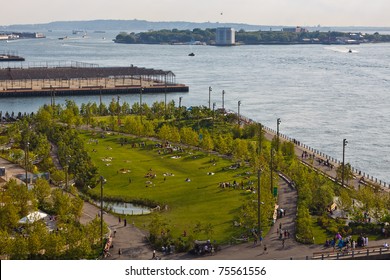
<box><xmin>80</xmin><ymin>130</ymin><xmax>254</xmax><ymax>243</ymax></box>
<box><xmin>311</xmin><ymin>216</ymin><xmax>329</xmax><ymax>245</ymax></box>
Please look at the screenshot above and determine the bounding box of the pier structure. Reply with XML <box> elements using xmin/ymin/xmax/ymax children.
<box><xmin>0</xmin><ymin>61</ymin><xmax>188</xmax><ymax>97</ymax></box>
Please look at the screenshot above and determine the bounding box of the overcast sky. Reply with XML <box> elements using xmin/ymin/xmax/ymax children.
<box><xmin>2</xmin><ymin>0</ymin><xmax>390</xmax><ymax>27</ymax></box>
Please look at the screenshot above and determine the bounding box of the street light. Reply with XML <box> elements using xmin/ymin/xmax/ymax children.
<box><xmin>99</xmin><ymin>176</ymin><xmax>106</xmax><ymax>251</ymax></box>
<box><xmin>164</xmin><ymin>74</ymin><xmax>167</xmax><ymax>112</ymax></box>
<box><xmin>117</xmin><ymin>95</ymin><xmax>121</xmax><ymax>126</ymax></box>
<box><xmin>208</xmin><ymin>86</ymin><xmax>212</xmax><ymax>110</ymax></box>
<box><xmin>212</xmin><ymin>102</ymin><xmax>216</xmax><ymax>121</ymax></box>
<box><xmin>238</xmin><ymin>100</ymin><xmax>241</xmax><ymax>125</ymax></box>
<box><xmin>139</xmin><ymin>81</ymin><xmax>144</xmax><ymax>124</ymax></box>
<box><xmin>25</xmin><ymin>141</ymin><xmax>29</xmax><ymax>188</ymax></box>
<box><xmin>342</xmin><ymin>139</ymin><xmax>348</xmax><ymax>187</ymax></box>
<box><xmin>222</xmin><ymin>90</ymin><xmax>225</xmax><ymax>112</ymax></box>
<box><xmin>257</xmin><ymin>169</ymin><xmax>261</xmax><ymax>235</ymax></box>
<box><xmin>270</xmin><ymin>148</ymin><xmax>275</xmax><ymax>195</ymax></box>
<box><xmin>178</xmin><ymin>96</ymin><xmax>182</xmax><ymax>120</ymax></box>
<box><xmin>276</xmin><ymin>118</ymin><xmax>281</xmax><ymax>151</ymax></box>
<box><xmin>65</xmin><ymin>155</ymin><xmax>71</xmax><ymax>191</ymax></box>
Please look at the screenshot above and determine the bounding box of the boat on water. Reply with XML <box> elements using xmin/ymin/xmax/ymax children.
<box><xmin>0</xmin><ymin>54</ymin><xmax>25</xmax><ymax>62</ymax></box>
<box><xmin>58</xmin><ymin>36</ymin><xmax>68</xmax><ymax>40</ymax></box>
<box><xmin>188</xmin><ymin>52</ymin><xmax>195</xmax><ymax>56</ymax></box>
<box><xmin>348</xmin><ymin>49</ymin><xmax>352</xmax><ymax>53</ymax></box>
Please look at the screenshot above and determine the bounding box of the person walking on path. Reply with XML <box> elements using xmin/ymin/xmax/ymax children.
<box><xmin>263</xmin><ymin>244</ymin><xmax>268</xmax><ymax>254</ymax></box>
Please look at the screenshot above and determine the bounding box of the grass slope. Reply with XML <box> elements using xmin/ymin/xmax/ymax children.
<box><xmin>81</xmin><ymin>131</ymin><xmax>254</xmax><ymax>243</ymax></box>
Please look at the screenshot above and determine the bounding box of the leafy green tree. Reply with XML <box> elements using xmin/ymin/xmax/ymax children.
<box><xmin>199</xmin><ymin>130</ymin><xmax>214</xmax><ymax>152</ymax></box>
<box><xmin>312</xmin><ymin>184</ymin><xmax>334</xmax><ymax>214</ymax></box>
<box><xmin>9</xmin><ymin>234</ymin><xmax>29</xmax><ymax>259</ymax></box>
<box><xmin>26</xmin><ymin>221</ymin><xmax>49</xmax><ymax>258</ymax></box>
<box><xmin>158</xmin><ymin>124</ymin><xmax>171</xmax><ymax>141</ymax></box>
<box><xmin>338</xmin><ymin>188</ymin><xmax>353</xmax><ymax>218</ymax></box>
<box><xmin>45</xmin><ymin>232</ymin><xmax>66</xmax><ymax>259</ymax></box>
<box><xmin>296</xmin><ymin>206</ymin><xmax>314</xmax><ymax>244</ymax></box>
<box><xmin>232</xmin><ymin>138</ymin><xmax>249</xmax><ymax>162</ymax></box>
<box><xmin>336</xmin><ymin>163</ymin><xmax>353</xmax><ymax>185</ymax></box>
<box><xmin>6</xmin><ymin>179</ymin><xmax>34</xmax><ymax>217</ymax></box>
<box><xmin>33</xmin><ymin>178</ymin><xmax>51</xmax><ymax>208</ymax></box>
<box><xmin>0</xmin><ymin>200</ymin><xmax>19</xmax><ymax>232</ymax></box>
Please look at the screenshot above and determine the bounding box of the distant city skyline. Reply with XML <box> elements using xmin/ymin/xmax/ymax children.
<box><xmin>2</xmin><ymin>0</ymin><xmax>390</xmax><ymax>27</ymax></box>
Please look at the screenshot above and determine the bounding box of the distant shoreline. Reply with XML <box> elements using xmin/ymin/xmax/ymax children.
<box><xmin>114</xmin><ymin>29</ymin><xmax>390</xmax><ymax>46</ymax></box>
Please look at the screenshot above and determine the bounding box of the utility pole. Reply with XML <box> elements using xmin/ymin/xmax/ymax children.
<box><xmin>25</xmin><ymin>141</ymin><xmax>29</xmax><ymax>188</ymax></box>
<box><xmin>342</xmin><ymin>139</ymin><xmax>348</xmax><ymax>187</ymax></box>
<box><xmin>208</xmin><ymin>86</ymin><xmax>212</xmax><ymax>110</ymax></box>
<box><xmin>276</xmin><ymin>118</ymin><xmax>281</xmax><ymax>151</ymax></box>
<box><xmin>257</xmin><ymin>169</ymin><xmax>261</xmax><ymax>235</ymax></box>
<box><xmin>238</xmin><ymin>100</ymin><xmax>241</xmax><ymax>125</ymax></box>
<box><xmin>100</xmin><ymin>176</ymin><xmax>106</xmax><ymax>251</ymax></box>
<box><xmin>271</xmin><ymin>148</ymin><xmax>275</xmax><ymax>195</ymax></box>
<box><xmin>222</xmin><ymin>90</ymin><xmax>225</xmax><ymax>112</ymax></box>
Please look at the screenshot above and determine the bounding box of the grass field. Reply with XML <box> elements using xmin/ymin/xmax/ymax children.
<box><xmin>80</xmin><ymin>130</ymin><xmax>256</xmax><ymax>243</ymax></box>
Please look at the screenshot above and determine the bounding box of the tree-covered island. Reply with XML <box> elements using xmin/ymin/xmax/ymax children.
<box><xmin>114</xmin><ymin>28</ymin><xmax>390</xmax><ymax>45</ymax></box>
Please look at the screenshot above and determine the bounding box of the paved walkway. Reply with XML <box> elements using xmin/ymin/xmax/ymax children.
<box><xmin>79</xmin><ymin>200</ymin><xmax>153</xmax><ymax>260</ymax></box>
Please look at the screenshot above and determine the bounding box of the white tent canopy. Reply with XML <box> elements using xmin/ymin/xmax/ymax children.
<box><xmin>18</xmin><ymin>210</ymin><xmax>48</xmax><ymax>224</ymax></box>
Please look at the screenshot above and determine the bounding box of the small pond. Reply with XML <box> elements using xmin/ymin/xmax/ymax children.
<box><xmin>101</xmin><ymin>201</ymin><xmax>151</xmax><ymax>215</ymax></box>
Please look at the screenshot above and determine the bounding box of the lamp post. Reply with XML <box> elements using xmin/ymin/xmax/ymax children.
<box><xmin>25</xmin><ymin>141</ymin><xmax>29</xmax><ymax>188</ymax></box>
<box><xmin>342</xmin><ymin>139</ymin><xmax>348</xmax><ymax>187</ymax></box>
<box><xmin>139</xmin><ymin>82</ymin><xmax>144</xmax><ymax>124</ymax></box>
<box><xmin>270</xmin><ymin>148</ymin><xmax>275</xmax><ymax>195</ymax></box>
<box><xmin>276</xmin><ymin>118</ymin><xmax>281</xmax><ymax>151</ymax></box>
<box><xmin>117</xmin><ymin>95</ymin><xmax>121</xmax><ymax>126</ymax></box>
<box><xmin>99</xmin><ymin>176</ymin><xmax>106</xmax><ymax>251</ymax></box>
<box><xmin>164</xmin><ymin>74</ymin><xmax>167</xmax><ymax>113</ymax></box>
<box><xmin>257</xmin><ymin>169</ymin><xmax>261</xmax><ymax>235</ymax></box>
<box><xmin>222</xmin><ymin>90</ymin><xmax>225</xmax><ymax>112</ymax></box>
<box><xmin>212</xmin><ymin>102</ymin><xmax>216</xmax><ymax>121</ymax></box>
<box><xmin>65</xmin><ymin>155</ymin><xmax>71</xmax><ymax>191</ymax></box>
<box><xmin>99</xmin><ymin>86</ymin><xmax>103</xmax><ymax>115</ymax></box>
<box><xmin>238</xmin><ymin>100</ymin><xmax>241</xmax><ymax>125</ymax></box>
<box><xmin>208</xmin><ymin>86</ymin><xmax>212</xmax><ymax>110</ymax></box>
<box><xmin>178</xmin><ymin>96</ymin><xmax>182</xmax><ymax>120</ymax></box>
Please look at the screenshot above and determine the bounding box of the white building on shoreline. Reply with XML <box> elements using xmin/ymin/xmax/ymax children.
<box><xmin>216</xmin><ymin>27</ymin><xmax>235</xmax><ymax>46</ymax></box>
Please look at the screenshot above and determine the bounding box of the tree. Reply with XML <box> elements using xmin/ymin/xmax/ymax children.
<box><xmin>336</xmin><ymin>163</ymin><xmax>353</xmax><ymax>185</ymax></box>
<box><xmin>199</xmin><ymin>130</ymin><xmax>214</xmax><ymax>152</ymax></box>
<box><xmin>312</xmin><ymin>184</ymin><xmax>334</xmax><ymax>214</ymax></box>
<box><xmin>26</xmin><ymin>221</ymin><xmax>49</xmax><ymax>258</ymax></box>
<box><xmin>296</xmin><ymin>206</ymin><xmax>314</xmax><ymax>244</ymax></box>
<box><xmin>33</xmin><ymin>178</ymin><xmax>51</xmax><ymax>208</ymax></box>
<box><xmin>158</xmin><ymin>124</ymin><xmax>171</xmax><ymax>142</ymax></box>
<box><xmin>6</xmin><ymin>179</ymin><xmax>34</xmax><ymax>217</ymax></box>
<box><xmin>338</xmin><ymin>188</ymin><xmax>353</xmax><ymax>218</ymax></box>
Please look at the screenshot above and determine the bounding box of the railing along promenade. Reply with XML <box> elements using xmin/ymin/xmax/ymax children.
<box><xmin>237</xmin><ymin>113</ymin><xmax>389</xmax><ymax>192</ymax></box>
<box><xmin>312</xmin><ymin>245</ymin><xmax>390</xmax><ymax>260</ymax></box>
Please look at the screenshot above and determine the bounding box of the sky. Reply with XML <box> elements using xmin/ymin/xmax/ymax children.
<box><xmin>1</xmin><ymin>0</ymin><xmax>390</xmax><ymax>27</ymax></box>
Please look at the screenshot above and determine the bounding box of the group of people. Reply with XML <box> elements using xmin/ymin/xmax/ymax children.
<box><xmin>324</xmin><ymin>233</ymin><xmax>370</xmax><ymax>251</ymax></box>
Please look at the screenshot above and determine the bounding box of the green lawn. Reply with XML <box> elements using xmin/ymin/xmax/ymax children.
<box><xmin>80</xmin><ymin>131</ymin><xmax>254</xmax><ymax>243</ymax></box>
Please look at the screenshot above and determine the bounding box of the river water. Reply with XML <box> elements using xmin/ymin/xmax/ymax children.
<box><xmin>1</xmin><ymin>31</ymin><xmax>390</xmax><ymax>183</ymax></box>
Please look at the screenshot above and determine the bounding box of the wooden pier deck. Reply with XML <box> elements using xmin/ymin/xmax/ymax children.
<box><xmin>0</xmin><ymin>64</ymin><xmax>189</xmax><ymax>97</ymax></box>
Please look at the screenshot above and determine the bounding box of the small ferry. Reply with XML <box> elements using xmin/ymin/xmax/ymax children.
<box><xmin>0</xmin><ymin>54</ymin><xmax>25</xmax><ymax>62</ymax></box>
